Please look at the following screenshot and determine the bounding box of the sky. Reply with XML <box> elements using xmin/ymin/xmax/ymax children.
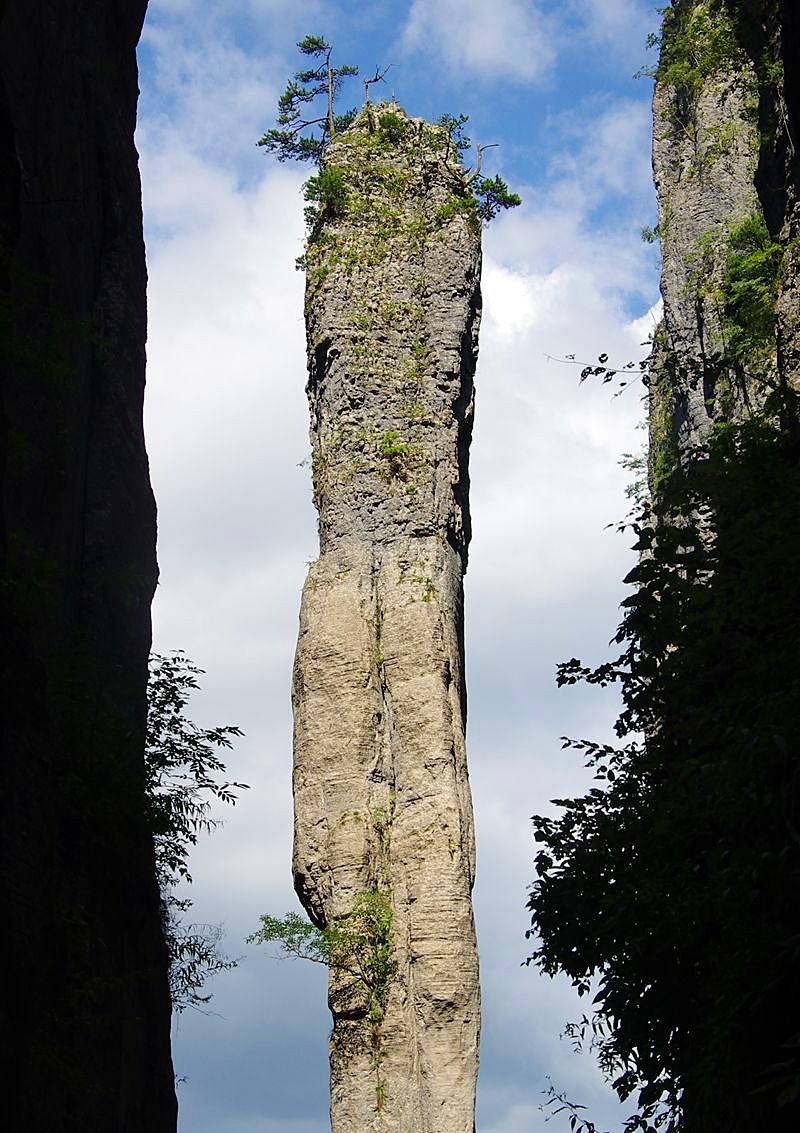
<box><xmin>135</xmin><ymin>2</ymin><xmax>663</xmax><ymax>1130</ymax></box>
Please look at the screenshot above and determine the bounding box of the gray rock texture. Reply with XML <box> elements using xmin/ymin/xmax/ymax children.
<box><xmin>650</xmin><ymin>0</ymin><xmax>800</xmax><ymax>471</ymax></box>
<box><xmin>293</xmin><ymin>105</ymin><xmax>481</xmax><ymax>1132</ymax></box>
<box><xmin>651</xmin><ymin>2</ymin><xmax>762</xmax><ymax>461</ymax></box>
<box><xmin>0</xmin><ymin>2</ymin><xmax>177</xmax><ymax>1128</ymax></box>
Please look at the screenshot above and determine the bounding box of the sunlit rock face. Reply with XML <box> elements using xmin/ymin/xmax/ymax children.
<box><xmin>649</xmin><ymin>0</ymin><xmax>800</xmax><ymax>478</ymax></box>
<box><xmin>0</xmin><ymin>2</ymin><xmax>176</xmax><ymax>1127</ymax></box>
<box><xmin>649</xmin><ymin>1</ymin><xmax>762</xmax><ymax>471</ymax></box>
<box><xmin>292</xmin><ymin>105</ymin><xmax>481</xmax><ymax>1132</ymax></box>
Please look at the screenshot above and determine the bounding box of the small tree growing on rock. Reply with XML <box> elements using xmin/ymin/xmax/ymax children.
<box><xmin>257</xmin><ymin>35</ymin><xmax>358</xmax><ymax>164</ymax></box>
<box><xmin>258</xmin><ymin>37</ymin><xmax>522</xmax><ymax>231</ymax></box>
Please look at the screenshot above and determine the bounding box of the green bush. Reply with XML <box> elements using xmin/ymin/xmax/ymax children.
<box><xmin>304</xmin><ymin>166</ymin><xmax>349</xmax><ymax>220</ymax></box>
<box><xmin>377</xmin><ymin>111</ymin><xmax>408</xmax><ymax>144</ymax></box>
<box><xmin>658</xmin><ymin>0</ymin><xmax>743</xmax><ymax>94</ymax></box>
<box><xmin>720</xmin><ymin>212</ymin><xmax>782</xmax><ymax>364</ymax></box>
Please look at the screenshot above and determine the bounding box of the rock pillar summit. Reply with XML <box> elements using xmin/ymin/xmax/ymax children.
<box><xmin>291</xmin><ymin>105</ymin><xmax>481</xmax><ymax>1132</ymax></box>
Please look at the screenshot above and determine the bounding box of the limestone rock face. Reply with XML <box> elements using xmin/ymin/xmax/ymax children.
<box><xmin>0</xmin><ymin>3</ymin><xmax>176</xmax><ymax>1127</ymax></box>
<box><xmin>293</xmin><ymin>106</ymin><xmax>481</xmax><ymax>1132</ymax></box>
<box><xmin>651</xmin><ymin>7</ymin><xmax>761</xmax><ymax>458</ymax></box>
<box><xmin>650</xmin><ymin>0</ymin><xmax>800</xmax><ymax>470</ymax></box>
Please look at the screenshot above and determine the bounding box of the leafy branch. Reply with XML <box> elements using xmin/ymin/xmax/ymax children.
<box><xmin>146</xmin><ymin>651</ymin><xmax>248</xmax><ymax>1012</ymax></box>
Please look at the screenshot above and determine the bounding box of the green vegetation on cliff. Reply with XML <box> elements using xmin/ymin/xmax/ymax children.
<box><xmin>258</xmin><ymin>34</ymin><xmax>520</xmax><ymax>250</ymax></box>
<box><xmin>249</xmin><ymin>888</ymin><xmax>396</xmax><ymax>1110</ymax></box>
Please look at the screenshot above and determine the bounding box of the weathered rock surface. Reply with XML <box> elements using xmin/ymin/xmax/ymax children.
<box><xmin>651</xmin><ymin>4</ymin><xmax>762</xmax><ymax>459</ymax></box>
<box><xmin>0</xmin><ymin>2</ymin><xmax>177</xmax><ymax>1127</ymax></box>
<box><xmin>650</xmin><ymin>0</ymin><xmax>800</xmax><ymax>470</ymax></box>
<box><xmin>292</xmin><ymin>106</ymin><xmax>481</xmax><ymax>1132</ymax></box>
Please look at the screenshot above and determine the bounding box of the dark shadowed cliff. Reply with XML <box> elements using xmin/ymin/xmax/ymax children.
<box><xmin>0</xmin><ymin>1</ymin><xmax>176</xmax><ymax>1127</ymax></box>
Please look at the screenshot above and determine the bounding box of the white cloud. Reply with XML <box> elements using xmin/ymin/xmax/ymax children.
<box><xmin>548</xmin><ymin>99</ymin><xmax>653</xmax><ymax>203</ymax></box>
<box><xmin>626</xmin><ymin>297</ymin><xmax>663</xmax><ymax>347</ymax></box>
<box><xmin>139</xmin><ymin>12</ymin><xmax>284</xmax><ymax>173</ymax></box>
<box><xmin>560</xmin><ymin>0</ymin><xmax>659</xmax><ymax>75</ymax></box>
<box><xmin>578</xmin><ymin>0</ymin><xmax>652</xmax><ymax>42</ymax></box>
<box><xmin>401</xmin><ymin>0</ymin><xmax>555</xmax><ymax>83</ymax></box>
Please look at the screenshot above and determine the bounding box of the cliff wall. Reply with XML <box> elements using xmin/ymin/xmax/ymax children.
<box><xmin>647</xmin><ymin>2</ymin><xmax>800</xmax><ymax>1126</ymax></box>
<box><xmin>0</xmin><ymin>2</ymin><xmax>176</xmax><ymax>1127</ymax></box>
<box><xmin>651</xmin><ymin>0</ymin><xmax>800</xmax><ymax>475</ymax></box>
<box><xmin>293</xmin><ymin>106</ymin><xmax>481</xmax><ymax>1132</ymax></box>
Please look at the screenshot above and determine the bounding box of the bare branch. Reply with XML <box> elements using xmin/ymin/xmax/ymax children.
<box><xmin>467</xmin><ymin>142</ymin><xmax>498</xmax><ymax>183</ymax></box>
<box><xmin>363</xmin><ymin>63</ymin><xmax>394</xmax><ymax>104</ymax></box>
<box><xmin>326</xmin><ymin>45</ymin><xmax>335</xmax><ymax>140</ymax></box>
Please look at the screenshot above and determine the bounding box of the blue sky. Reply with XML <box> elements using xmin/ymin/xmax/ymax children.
<box><xmin>135</xmin><ymin>2</ymin><xmax>663</xmax><ymax>1130</ymax></box>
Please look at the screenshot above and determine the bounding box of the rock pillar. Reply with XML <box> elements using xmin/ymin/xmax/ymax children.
<box><xmin>292</xmin><ymin>106</ymin><xmax>481</xmax><ymax>1132</ymax></box>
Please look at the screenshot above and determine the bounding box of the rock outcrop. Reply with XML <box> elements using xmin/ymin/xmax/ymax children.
<box><xmin>292</xmin><ymin>106</ymin><xmax>481</xmax><ymax>1132</ymax></box>
<box><xmin>650</xmin><ymin>0</ymin><xmax>767</xmax><ymax>478</ymax></box>
<box><xmin>0</xmin><ymin>2</ymin><xmax>177</xmax><ymax>1128</ymax></box>
<box><xmin>650</xmin><ymin>0</ymin><xmax>800</xmax><ymax>474</ymax></box>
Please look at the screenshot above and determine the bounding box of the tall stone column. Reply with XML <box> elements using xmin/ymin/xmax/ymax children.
<box><xmin>292</xmin><ymin>106</ymin><xmax>481</xmax><ymax>1132</ymax></box>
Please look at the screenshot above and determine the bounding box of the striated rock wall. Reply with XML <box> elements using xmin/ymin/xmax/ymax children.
<box><xmin>0</xmin><ymin>2</ymin><xmax>177</xmax><ymax>1128</ymax></box>
<box><xmin>650</xmin><ymin>0</ymin><xmax>800</xmax><ymax>474</ymax></box>
<box><xmin>292</xmin><ymin>106</ymin><xmax>481</xmax><ymax>1132</ymax></box>
<box><xmin>650</xmin><ymin>0</ymin><xmax>762</xmax><ymax>468</ymax></box>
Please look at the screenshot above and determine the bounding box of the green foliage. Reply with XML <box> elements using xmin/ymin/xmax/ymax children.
<box><xmin>436</xmin><ymin>178</ymin><xmax>520</xmax><ymax>231</ymax></box>
<box><xmin>377</xmin><ymin>429</ymin><xmax>411</xmax><ymax>478</ymax></box>
<box><xmin>619</xmin><ymin>439</ymin><xmax>648</xmax><ymax>507</ymax></box>
<box><xmin>146</xmin><ymin>652</ymin><xmax>246</xmax><ymax>887</ymax></box>
<box><xmin>438</xmin><ymin>112</ymin><xmax>471</xmax><ymax>161</ymax></box>
<box><xmin>528</xmin><ymin>407</ymin><xmax>800</xmax><ymax>1130</ymax></box>
<box><xmin>304</xmin><ymin>166</ymin><xmax>349</xmax><ymax>226</ymax></box>
<box><xmin>377</xmin><ymin>429</ymin><xmax>409</xmax><ymax>459</ymax></box>
<box><xmin>377</xmin><ymin>110</ymin><xmax>408</xmax><ymax>143</ymax></box>
<box><xmin>640</xmin><ymin>224</ymin><xmax>660</xmax><ymax>244</ymax></box>
<box><xmin>246</xmin><ymin>910</ymin><xmax>330</xmax><ymax>964</ymax></box>
<box><xmin>249</xmin><ymin>889</ymin><xmax>395</xmax><ymax>1024</ymax></box>
<box><xmin>702</xmin><ymin>119</ymin><xmax>737</xmax><ymax>164</ymax></box>
<box><xmin>657</xmin><ymin>0</ymin><xmax>743</xmax><ymax>96</ymax></box>
<box><xmin>720</xmin><ymin>212</ymin><xmax>782</xmax><ymax>365</ymax></box>
<box><xmin>256</xmin><ymin>34</ymin><xmax>358</xmax><ymax>164</ymax></box>
<box><xmin>146</xmin><ymin>652</ymin><xmax>247</xmax><ymax>1012</ymax></box>
<box><xmin>472</xmin><ymin>174</ymin><xmax>522</xmax><ymax>223</ymax></box>
<box><xmin>433</xmin><ymin>195</ymin><xmax>477</xmax><ymax>230</ymax></box>
<box><xmin>436</xmin><ymin>113</ymin><xmax>521</xmax><ymax>224</ymax></box>
<box><xmin>163</xmin><ymin>913</ymin><xmax>237</xmax><ymax>1014</ymax></box>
